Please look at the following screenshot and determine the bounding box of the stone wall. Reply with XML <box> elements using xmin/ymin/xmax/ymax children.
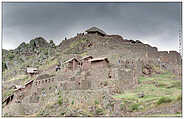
<box><xmin>90</xmin><ymin>60</ymin><xmax>109</xmax><ymax>69</ymax></box>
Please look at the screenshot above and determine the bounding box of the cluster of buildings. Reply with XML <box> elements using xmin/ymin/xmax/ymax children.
<box><xmin>64</xmin><ymin>55</ymin><xmax>109</xmax><ymax>72</ymax></box>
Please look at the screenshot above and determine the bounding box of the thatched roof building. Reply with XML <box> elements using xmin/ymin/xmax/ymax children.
<box><xmin>85</xmin><ymin>27</ymin><xmax>106</xmax><ymax>36</ymax></box>
<box><xmin>64</xmin><ymin>57</ymin><xmax>80</xmax><ymax>71</ymax></box>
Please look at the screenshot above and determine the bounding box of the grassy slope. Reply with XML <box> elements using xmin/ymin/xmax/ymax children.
<box><xmin>113</xmin><ymin>72</ymin><xmax>182</xmax><ymax>116</ymax></box>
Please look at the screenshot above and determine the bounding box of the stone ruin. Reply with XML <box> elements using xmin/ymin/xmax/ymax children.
<box><xmin>2</xmin><ymin>27</ymin><xmax>182</xmax><ymax>116</ymax></box>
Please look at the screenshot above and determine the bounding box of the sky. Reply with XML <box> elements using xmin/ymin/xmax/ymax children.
<box><xmin>2</xmin><ymin>2</ymin><xmax>182</xmax><ymax>51</ymax></box>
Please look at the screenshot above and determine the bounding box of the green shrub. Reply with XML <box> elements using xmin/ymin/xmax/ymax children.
<box><xmin>3</xmin><ymin>90</ymin><xmax>14</xmax><ymax>99</ymax></box>
<box><xmin>58</xmin><ymin>96</ymin><xmax>63</xmax><ymax>105</ymax></box>
<box><xmin>7</xmin><ymin>53</ymin><xmax>15</xmax><ymax>60</ymax></box>
<box><xmin>177</xmin><ymin>94</ymin><xmax>182</xmax><ymax>101</ymax></box>
<box><xmin>4</xmin><ymin>112</ymin><xmax>9</xmax><ymax>117</ymax></box>
<box><xmin>19</xmin><ymin>58</ymin><xmax>24</xmax><ymax>63</ymax></box>
<box><xmin>2</xmin><ymin>62</ymin><xmax>7</xmax><ymax>71</ymax></box>
<box><xmin>95</xmin><ymin>100</ymin><xmax>99</xmax><ymax>105</ymax></box>
<box><xmin>58</xmin><ymin>99</ymin><xmax>62</xmax><ymax>105</ymax></box>
<box><xmin>43</xmin><ymin>50</ymin><xmax>48</xmax><ymax>55</ymax></box>
<box><xmin>95</xmin><ymin>108</ymin><xmax>104</xmax><ymax>115</ymax></box>
<box><xmin>176</xmin><ymin>111</ymin><xmax>181</xmax><ymax>114</ymax></box>
<box><xmin>157</xmin><ymin>97</ymin><xmax>172</xmax><ymax>105</ymax></box>
<box><xmin>120</xmin><ymin>103</ymin><xmax>126</xmax><ymax>111</ymax></box>
<box><xmin>129</xmin><ymin>103</ymin><xmax>140</xmax><ymax>112</ymax></box>
<box><xmin>60</xmin><ymin>112</ymin><xmax>65</xmax><ymax>116</ymax></box>
<box><xmin>71</xmin><ymin>100</ymin><xmax>74</xmax><ymax>105</ymax></box>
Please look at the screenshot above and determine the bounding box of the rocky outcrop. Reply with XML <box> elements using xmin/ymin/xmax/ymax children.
<box><xmin>29</xmin><ymin>37</ymin><xmax>49</xmax><ymax>48</ymax></box>
<box><xmin>142</xmin><ymin>64</ymin><xmax>153</xmax><ymax>75</ymax></box>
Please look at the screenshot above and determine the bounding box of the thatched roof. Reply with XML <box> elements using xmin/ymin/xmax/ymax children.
<box><xmin>89</xmin><ymin>57</ymin><xmax>109</xmax><ymax>63</ymax></box>
<box><xmin>85</xmin><ymin>27</ymin><xmax>106</xmax><ymax>35</ymax></box>
<box><xmin>64</xmin><ymin>57</ymin><xmax>79</xmax><ymax>64</ymax></box>
<box><xmin>81</xmin><ymin>55</ymin><xmax>93</xmax><ymax>60</ymax></box>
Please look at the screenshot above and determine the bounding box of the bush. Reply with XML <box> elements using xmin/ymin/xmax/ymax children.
<box><xmin>60</xmin><ymin>112</ymin><xmax>65</xmax><ymax>116</ymax></box>
<box><xmin>129</xmin><ymin>103</ymin><xmax>140</xmax><ymax>112</ymax></box>
<box><xmin>177</xmin><ymin>94</ymin><xmax>182</xmax><ymax>101</ymax></box>
<box><xmin>95</xmin><ymin>100</ymin><xmax>99</xmax><ymax>105</ymax></box>
<box><xmin>95</xmin><ymin>108</ymin><xmax>104</xmax><ymax>115</ymax></box>
<box><xmin>7</xmin><ymin>53</ymin><xmax>15</xmax><ymax>60</ymax></box>
<box><xmin>19</xmin><ymin>58</ymin><xmax>24</xmax><ymax>63</ymax></box>
<box><xmin>71</xmin><ymin>100</ymin><xmax>74</xmax><ymax>105</ymax></box>
<box><xmin>157</xmin><ymin>97</ymin><xmax>172</xmax><ymax>105</ymax></box>
<box><xmin>43</xmin><ymin>49</ymin><xmax>48</xmax><ymax>55</ymax></box>
<box><xmin>2</xmin><ymin>62</ymin><xmax>7</xmax><ymax>71</ymax></box>
<box><xmin>4</xmin><ymin>112</ymin><xmax>9</xmax><ymax>117</ymax></box>
<box><xmin>120</xmin><ymin>103</ymin><xmax>126</xmax><ymax>111</ymax></box>
<box><xmin>58</xmin><ymin>96</ymin><xmax>63</xmax><ymax>105</ymax></box>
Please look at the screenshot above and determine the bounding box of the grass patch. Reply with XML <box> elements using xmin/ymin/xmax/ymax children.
<box><xmin>156</xmin><ymin>96</ymin><xmax>172</xmax><ymax>105</ymax></box>
<box><xmin>39</xmin><ymin>58</ymin><xmax>57</xmax><ymax>71</ymax></box>
<box><xmin>128</xmin><ymin>103</ymin><xmax>140</xmax><ymax>112</ymax></box>
<box><xmin>113</xmin><ymin>92</ymin><xmax>137</xmax><ymax>100</ymax></box>
<box><xmin>113</xmin><ymin>72</ymin><xmax>181</xmax><ymax>112</ymax></box>
<box><xmin>3</xmin><ymin>89</ymin><xmax>14</xmax><ymax>100</ymax></box>
<box><xmin>70</xmin><ymin>38</ymin><xmax>88</xmax><ymax>49</ymax></box>
<box><xmin>7</xmin><ymin>75</ymin><xmax>29</xmax><ymax>82</ymax></box>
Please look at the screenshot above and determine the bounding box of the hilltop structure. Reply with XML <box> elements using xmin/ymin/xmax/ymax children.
<box><xmin>85</xmin><ymin>27</ymin><xmax>106</xmax><ymax>36</ymax></box>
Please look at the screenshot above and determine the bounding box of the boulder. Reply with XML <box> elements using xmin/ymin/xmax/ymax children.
<box><xmin>142</xmin><ymin>64</ymin><xmax>152</xmax><ymax>75</ymax></box>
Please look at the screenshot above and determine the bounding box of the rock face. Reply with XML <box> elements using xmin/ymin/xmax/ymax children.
<box><xmin>30</xmin><ymin>37</ymin><xmax>49</xmax><ymax>48</ymax></box>
<box><xmin>16</xmin><ymin>42</ymin><xmax>27</xmax><ymax>52</ymax></box>
<box><xmin>49</xmin><ymin>40</ymin><xmax>56</xmax><ymax>48</ymax></box>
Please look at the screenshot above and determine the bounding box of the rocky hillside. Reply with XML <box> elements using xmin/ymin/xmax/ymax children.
<box><xmin>2</xmin><ymin>27</ymin><xmax>182</xmax><ymax>117</ymax></box>
<box><xmin>2</xmin><ymin>37</ymin><xmax>58</xmax><ymax>80</ymax></box>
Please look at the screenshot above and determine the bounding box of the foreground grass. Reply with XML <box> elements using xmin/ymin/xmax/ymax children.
<box><xmin>113</xmin><ymin>72</ymin><xmax>182</xmax><ymax>113</ymax></box>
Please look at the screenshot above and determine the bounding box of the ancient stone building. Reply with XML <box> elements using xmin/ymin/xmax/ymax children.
<box><xmin>14</xmin><ymin>86</ymin><xmax>26</xmax><ymax>103</ymax></box>
<box><xmin>81</xmin><ymin>55</ymin><xmax>93</xmax><ymax>71</ymax></box>
<box><xmin>85</xmin><ymin>27</ymin><xmax>106</xmax><ymax>37</ymax></box>
<box><xmin>64</xmin><ymin>57</ymin><xmax>80</xmax><ymax>71</ymax></box>
<box><xmin>89</xmin><ymin>57</ymin><xmax>110</xmax><ymax>69</ymax></box>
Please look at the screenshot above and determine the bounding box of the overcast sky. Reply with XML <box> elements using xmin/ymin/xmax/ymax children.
<box><xmin>2</xmin><ymin>2</ymin><xmax>182</xmax><ymax>51</ymax></box>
